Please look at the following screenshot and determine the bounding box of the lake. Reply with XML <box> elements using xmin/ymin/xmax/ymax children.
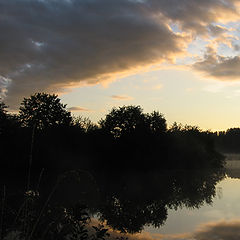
<box><xmin>145</xmin><ymin>178</ymin><xmax>240</xmax><ymax>239</ymax></box>
<box><xmin>80</xmin><ymin>160</ymin><xmax>240</xmax><ymax>240</ymax></box>
<box><xmin>2</xmin><ymin>159</ymin><xmax>238</xmax><ymax>240</ymax></box>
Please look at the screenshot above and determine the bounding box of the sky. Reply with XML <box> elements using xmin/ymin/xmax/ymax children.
<box><xmin>1</xmin><ymin>0</ymin><xmax>240</xmax><ymax>130</ymax></box>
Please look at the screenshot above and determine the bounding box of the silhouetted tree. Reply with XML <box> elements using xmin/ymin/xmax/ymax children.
<box><xmin>71</xmin><ymin>116</ymin><xmax>98</xmax><ymax>133</ymax></box>
<box><xmin>0</xmin><ymin>100</ymin><xmax>7</xmax><ymax>117</ymax></box>
<box><xmin>99</xmin><ymin>105</ymin><xmax>146</xmax><ymax>138</ymax></box>
<box><xmin>0</xmin><ymin>100</ymin><xmax>7</xmax><ymax>133</ymax></box>
<box><xmin>168</xmin><ymin>123</ymin><xmax>224</xmax><ymax>168</ymax></box>
<box><xmin>0</xmin><ymin>100</ymin><xmax>20</xmax><ymax>134</ymax></box>
<box><xmin>100</xmin><ymin>106</ymin><xmax>167</xmax><ymax>138</ymax></box>
<box><xmin>145</xmin><ymin>111</ymin><xmax>167</xmax><ymax>133</ymax></box>
<box><xmin>215</xmin><ymin>128</ymin><xmax>240</xmax><ymax>153</ymax></box>
<box><xmin>19</xmin><ymin>93</ymin><xmax>72</xmax><ymax>129</ymax></box>
<box><xmin>97</xmin><ymin>105</ymin><xmax>168</xmax><ymax>170</ymax></box>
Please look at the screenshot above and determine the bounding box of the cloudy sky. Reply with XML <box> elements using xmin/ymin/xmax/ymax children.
<box><xmin>1</xmin><ymin>0</ymin><xmax>240</xmax><ymax>130</ymax></box>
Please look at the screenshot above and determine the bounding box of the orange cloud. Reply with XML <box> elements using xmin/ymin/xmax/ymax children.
<box><xmin>87</xmin><ymin>218</ymin><xmax>240</xmax><ymax>240</ymax></box>
<box><xmin>111</xmin><ymin>95</ymin><xmax>133</xmax><ymax>100</ymax></box>
<box><xmin>193</xmin><ymin>219</ymin><xmax>240</xmax><ymax>240</ymax></box>
<box><xmin>68</xmin><ymin>106</ymin><xmax>91</xmax><ymax>112</ymax></box>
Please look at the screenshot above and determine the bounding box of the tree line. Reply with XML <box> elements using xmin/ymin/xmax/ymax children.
<box><xmin>0</xmin><ymin>92</ymin><xmax>225</xmax><ymax>185</ymax></box>
<box><xmin>0</xmin><ymin>92</ymin><xmax>227</xmax><ymax>240</ymax></box>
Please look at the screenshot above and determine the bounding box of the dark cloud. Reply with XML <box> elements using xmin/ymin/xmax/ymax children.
<box><xmin>145</xmin><ymin>0</ymin><xmax>239</xmax><ymax>35</ymax></box>
<box><xmin>233</xmin><ymin>44</ymin><xmax>240</xmax><ymax>52</ymax></box>
<box><xmin>192</xmin><ymin>47</ymin><xmax>240</xmax><ymax>80</ymax></box>
<box><xmin>0</xmin><ymin>0</ymin><xmax>188</xmax><ymax>108</ymax></box>
<box><xmin>0</xmin><ymin>0</ymin><xmax>239</xmax><ymax>108</ymax></box>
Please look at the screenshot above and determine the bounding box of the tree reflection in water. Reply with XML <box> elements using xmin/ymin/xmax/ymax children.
<box><xmin>1</xmin><ymin>167</ymin><xmax>226</xmax><ymax>239</ymax></box>
<box><xmin>90</xmin><ymin>169</ymin><xmax>225</xmax><ymax>233</ymax></box>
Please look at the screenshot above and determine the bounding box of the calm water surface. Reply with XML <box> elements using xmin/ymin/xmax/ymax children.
<box><xmin>54</xmin><ymin>161</ymin><xmax>240</xmax><ymax>239</ymax></box>
<box><xmin>143</xmin><ymin>161</ymin><xmax>240</xmax><ymax>239</ymax></box>
<box><xmin>75</xmin><ymin>160</ymin><xmax>240</xmax><ymax>240</ymax></box>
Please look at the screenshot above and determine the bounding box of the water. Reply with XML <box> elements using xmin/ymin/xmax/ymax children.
<box><xmin>3</xmin><ymin>160</ymin><xmax>239</xmax><ymax>239</ymax></box>
<box><xmin>139</xmin><ymin>161</ymin><xmax>240</xmax><ymax>239</ymax></box>
<box><xmin>79</xmin><ymin>161</ymin><xmax>240</xmax><ymax>239</ymax></box>
<box><xmin>144</xmin><ymin>177</ymin><xmax>240</xmax><ymax>239</ymax></box>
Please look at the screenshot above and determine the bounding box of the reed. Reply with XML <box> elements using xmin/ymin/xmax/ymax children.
<box><xmin>0</xmin><ymin>185</ymin><xmax>6</xmax><ymax>240</ymax></box>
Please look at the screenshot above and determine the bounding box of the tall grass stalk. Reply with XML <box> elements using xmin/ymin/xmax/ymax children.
<box><xmin>27</xmin><ymin>177</ymin><xmax>60</xmax><ymax>240</ymax></box>
<box><xmin>36</xmin><ymin>168</ymin><xmax>44</xmax><ymax>191</ymax></box>
<box><xmin>0</xmin><ymin>185</ymin><xmax>6</xmax><ymax>240</ymax></box>
<box><xmin>27</xmin><ymin>124</ymin><xmax>36</xmax><ymax>191</ymax></box>
<box><xmin>23</xmin><ymin>123</ymin><xmax>36</xmax><ymax>238</ymax></box>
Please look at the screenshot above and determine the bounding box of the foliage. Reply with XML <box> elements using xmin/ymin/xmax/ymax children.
<box><xmin>1</xmin><ymin>173</ymin><xmax>110</xmax><ymax>240</ymax></box>
<box><xmin>71</xmin><ymin>116</ymin><xmax>98</xmax><ymax>132</ymax></box>
<box><xmin>0</xmin><ymin>94</ymin><xmax>225</xmax><ymax>179</ymax></box>
<box><xmin>214</xmin><ymin>128</ymin><xmax>240</xmax><ymax>153</ymax></box>
<box><xmin>96</xmin><ymin>105</ymin><xmax>170</xmax><ymax>170</ymax></box>
<box><xmin>19</xmin><ymin>93</ymin><xmax>72</xmax><ymax>129</ymax></box>
<box><xmin>167</xmin><ymin>123</ymin><xmax>225</xmax><ymax>168</ymax></box>
<box><xmin>0</xmin><ymin>100</ymin><xmax>7</xmax><ymax>120</ymax></box>
<box><xmin>145</xmin><ymin>111</ymin><xmax>167</xmax><ymax>133</ymax></box>
<box><xmin>99</xmin><ymin>106</ymin><xmax>166</xmax><ymax>139</ymax></box>
<box><xmin>0</xmin><ymin>100</ymin><xmax>20</xmax><ymax>136</ymax></box>
<box><xmin>99</xmin><ymin>105</ymin><xmax>146</xmax><ymax>138</ymax></box>
<box><xmin>0</xmin><ymin>100</ymin><xmax>8</xmax><ymax>134</ymax></box>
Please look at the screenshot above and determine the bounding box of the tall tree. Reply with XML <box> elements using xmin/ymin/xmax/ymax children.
<box><xmin>0</xmin><ymin>100</ymin><xmax>7</xmax><ymax>119</ymax></box>
<box><xmin>19</xmin><ymin>93</ymin><xmax>72</xmax><ymax>129</ymax></box>
<box><xmin>99</xmin><ymin>106</ymin><xmax>167</xmax><ymax>138</ymax></box>
<box><xmin>0</xmin><ymin>100</ymin><xmax>8</xmax><ymax>134</ymax></box>
<box><xmin>99</xmin><ymin>105</ymin><xmax>146</xmax><ymax>138</ymax></box>
<box><xmin>146</xmin><ymin>111</ymin><xmax>167</xmax><ymax>133</ymax></box>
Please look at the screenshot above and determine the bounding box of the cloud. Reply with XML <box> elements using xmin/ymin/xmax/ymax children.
<box><xmin>0</xmin><ymin>0</ymin><xmax>190</xmax><ymax>108</ymax></box>
<box><xmin>146</xmin><ymin>0</ymin><xmax>239</xmax><ymax>35</ymax></box>
<box><xmin>152</xmin><ymin>219</ymin><xmax>240</xmax><ymax>240</ymax></box>
<box><xmin>193</xmin><ymin>219</ymin><xmax>240</xmax><ymax>240</ymax></box>
<box><xmin>208</xmin><ymin>24</ymin><xmax>229</xmax><ymax>37</ymax></box>
<box><xmin>0</xmin><ymin>76</ymin><xmax>11</xmax><ymax>99</ymax></box>
<box><xmin>89</xmin><ymin>220</ymin><xmax>192</xmax><ymax>240</ymax></box>
<box><xmin>68</xmin><ymin>106</ymin><xmax>91</xmax><ymax>112</ymax></box>
<box><xmin>89</xmin><ymin>218</ymin><xmax>240</xmax><ymax>240</ymax></box>
<box><xmin>111</xmin><ymin>95</ymin><xmax>133</xmax><ymax>100</ymax></box>
<box><xmin>192</xmin><ymin>47</ymin><xmax>240</xmax><ymax>81</ymax></box>
<box><xmin>0</xmin><ymin>0</ymin><xmax>239</xmax><ymax>108</ymax></box>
